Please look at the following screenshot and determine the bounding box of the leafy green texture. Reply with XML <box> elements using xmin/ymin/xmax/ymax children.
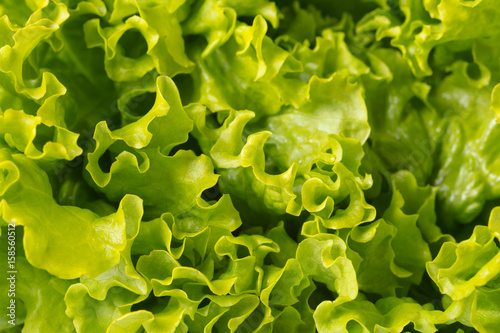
<box><xmin>1</xmin><ymin>0</ymin><xmax>500</xmax><ymax>332</ymax></box>
<box><xmin>0</xmin><ymin>148</ymin><xmax>143</xmax><ymax>279</ymax></box>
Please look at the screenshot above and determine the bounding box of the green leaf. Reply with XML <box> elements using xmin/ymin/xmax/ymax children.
<box><xmin>314</xmin><ymin>296</ymin><xmax>444</xmax><ymax>333</ymax></box>
<box><xmin>65</xmin><ymin>284</ymin><xmax>143</xmax><ymax>333</ymax></box>
<box><xmin>0</xmin><ymin>108</ymin><xmax>82</xmax><ymax>161</ymax></box>
<box><xmin>0</xmin><ymin>148</ymin><xmax>143</xmax><ymax>279</ymax></box>
<box><xmin>0</xmin><ymin>233</ymin><xmax>74</xmax><ymax>331</ymax></box>
<box><xmin>427</xmin><ymin>208</ymin><xmax>500</xmax><ymax>302</ymax></box>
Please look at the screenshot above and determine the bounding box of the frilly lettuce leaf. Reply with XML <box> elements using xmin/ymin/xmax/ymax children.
<box><xmin>135</xmin><ymin>249</ymin><xmax>262</xmax><ymax>331</ymax></box>
<box><xmin>182</xmin><ymin>11</ymin><xmax>374</xmax><ymax>228</ymax></box>
<box><xmin>186</xmin><ymin>14</ymin><xmax>303</xmax><ymax>115</ymax></box>
<box><xmin>0</xmin><ymin>3</ymin><xmax>69</xmax><ymax>101</ymax></box>
<box><xmin>0</xmin><ymin>6</ymin><xmax>89</xmax><ymax>163</ymax></box>
<box><xmin>0</xmin><ymin>108</ymin><xmax>82</xmax><ymax>161</ymax></box>
<box><xmin>0</xmin><ymin>233</ymin><xmax>74</xmax><ymax>331</ymax></box>
<box><xmin>187</xmin><ymin>70</ymin><xmax>374</xmax><ymax>228</ymax></box>
<box><xmin>84</xmin><ymin>0</ymin><xmax>193</xmax><ymax>80</ymax></box>
<box><xmin>186</xmin><ymin>105</ymin><xmax>298</xmax><ymax>217</ymax></box>
<box><xmin>427</xmin><ymin>208</ymin><xmax>500</xmax><ymax>302</ymax></box>
<box><xmin>297</xmin><ymin>235</ymin><xmax>358</xmax><ymax>306</ymax></box>
<box><xmin>182</xmin><ymin>0</ymin><xmax>237</xmax><ymax>57</ymax></box>
<box><xmin>387</xmin><ymin>0</ymin><xmax>500</xmax><ymax>77</ymax></box>
<box><xmin>344</xmin><ymin>171</ymin><xmax>439</xmax><ymax>298</ymax></box>
<box><xmin>427</xmin><ymin>207</ymin><xmax>500</xmax><ymax>331</ymax></box>
<box><xmin>83</xmin><ymin>15</ymin><xmax>159</xmax><ymax>82</ymax></box>
<box><xmin>290</xmin><ymin>29</ymin><xmax>370</xmax><ymax>79</ymax></box>
<box><xmin>79</xmin><ymin>195</ymin><xmax>150</xmax><ymax>302</ymax></box>
<box><xmin>219</xmin><ymin>0</ymin><xmax>278</xmax><ymax>28</ymax></box>
<box><xmin>65</xmin><ymin>284</ymin><xmax>145</xmax><ymax>333</ymax></box>
<box><xmin>85</xmin><ymin>76</ymin><xmax>241</xmax><ymax>225</ymax></box>
<box><xmin>11</xmin><ymin>259</ymin><xmax>75</xmax><ymax>332</ymax></box>
<box><xmin>314</xmin><ymin>296</ymin><xmax>446</xmax><ymax>333</ymax></box>
<box><xmin>429</xmin><ymin>58</ymin><xmax>500</xmax><ymax>225</ymax></box>
<box><xmin>0</xmin><ymin>148</ymin><xmax>143</xmax><ymax>279</ymax></box>
<box><xmin>362</xmin><ymin>38</ymin><xmax>500</xmax><ymax>227</ymax></box>
<box><xmin>362</xmin><ymin>48</ymin><xmax>437</xmax><ymax>184</ymax></box>
<box><xmin>381</xmin><ymin>172</ymin><xmax>432</xmax><ymax>288</ymax></box>
<box><xmin>130</xmin><ymin>217</ymin><xmax>315</xmax><ymax>332</ymax></box>
<box><xmin>264</xmin><ymin>73</ymin><xmax>371</xmax><ymax>171</ymax></box>
<box><xmin>132</xmin><ymin>212</ymin><xmax>237</xmax><ymax>268</ymax></box>
<box><xmin>136</xmin><ymin>230</ymin><xmax>281</xmax><ymax>299</ymax></box>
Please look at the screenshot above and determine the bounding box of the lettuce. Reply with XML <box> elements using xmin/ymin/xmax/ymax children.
<box><xmin>1</xmin><ymin>0</ymin><xmax>500</xmax><ymax>332</ymax></box>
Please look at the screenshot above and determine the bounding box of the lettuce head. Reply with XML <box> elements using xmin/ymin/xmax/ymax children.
<box><xmin>1</xmin><ymin>0</ymin><xmax>500</xmax><ymax>332</ymax></box>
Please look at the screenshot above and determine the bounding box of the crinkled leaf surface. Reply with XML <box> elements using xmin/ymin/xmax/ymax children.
<box><xmin>1</xmin><ymin>0</ymin><xmax>500</xmax><ymax>332</ymax></box>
